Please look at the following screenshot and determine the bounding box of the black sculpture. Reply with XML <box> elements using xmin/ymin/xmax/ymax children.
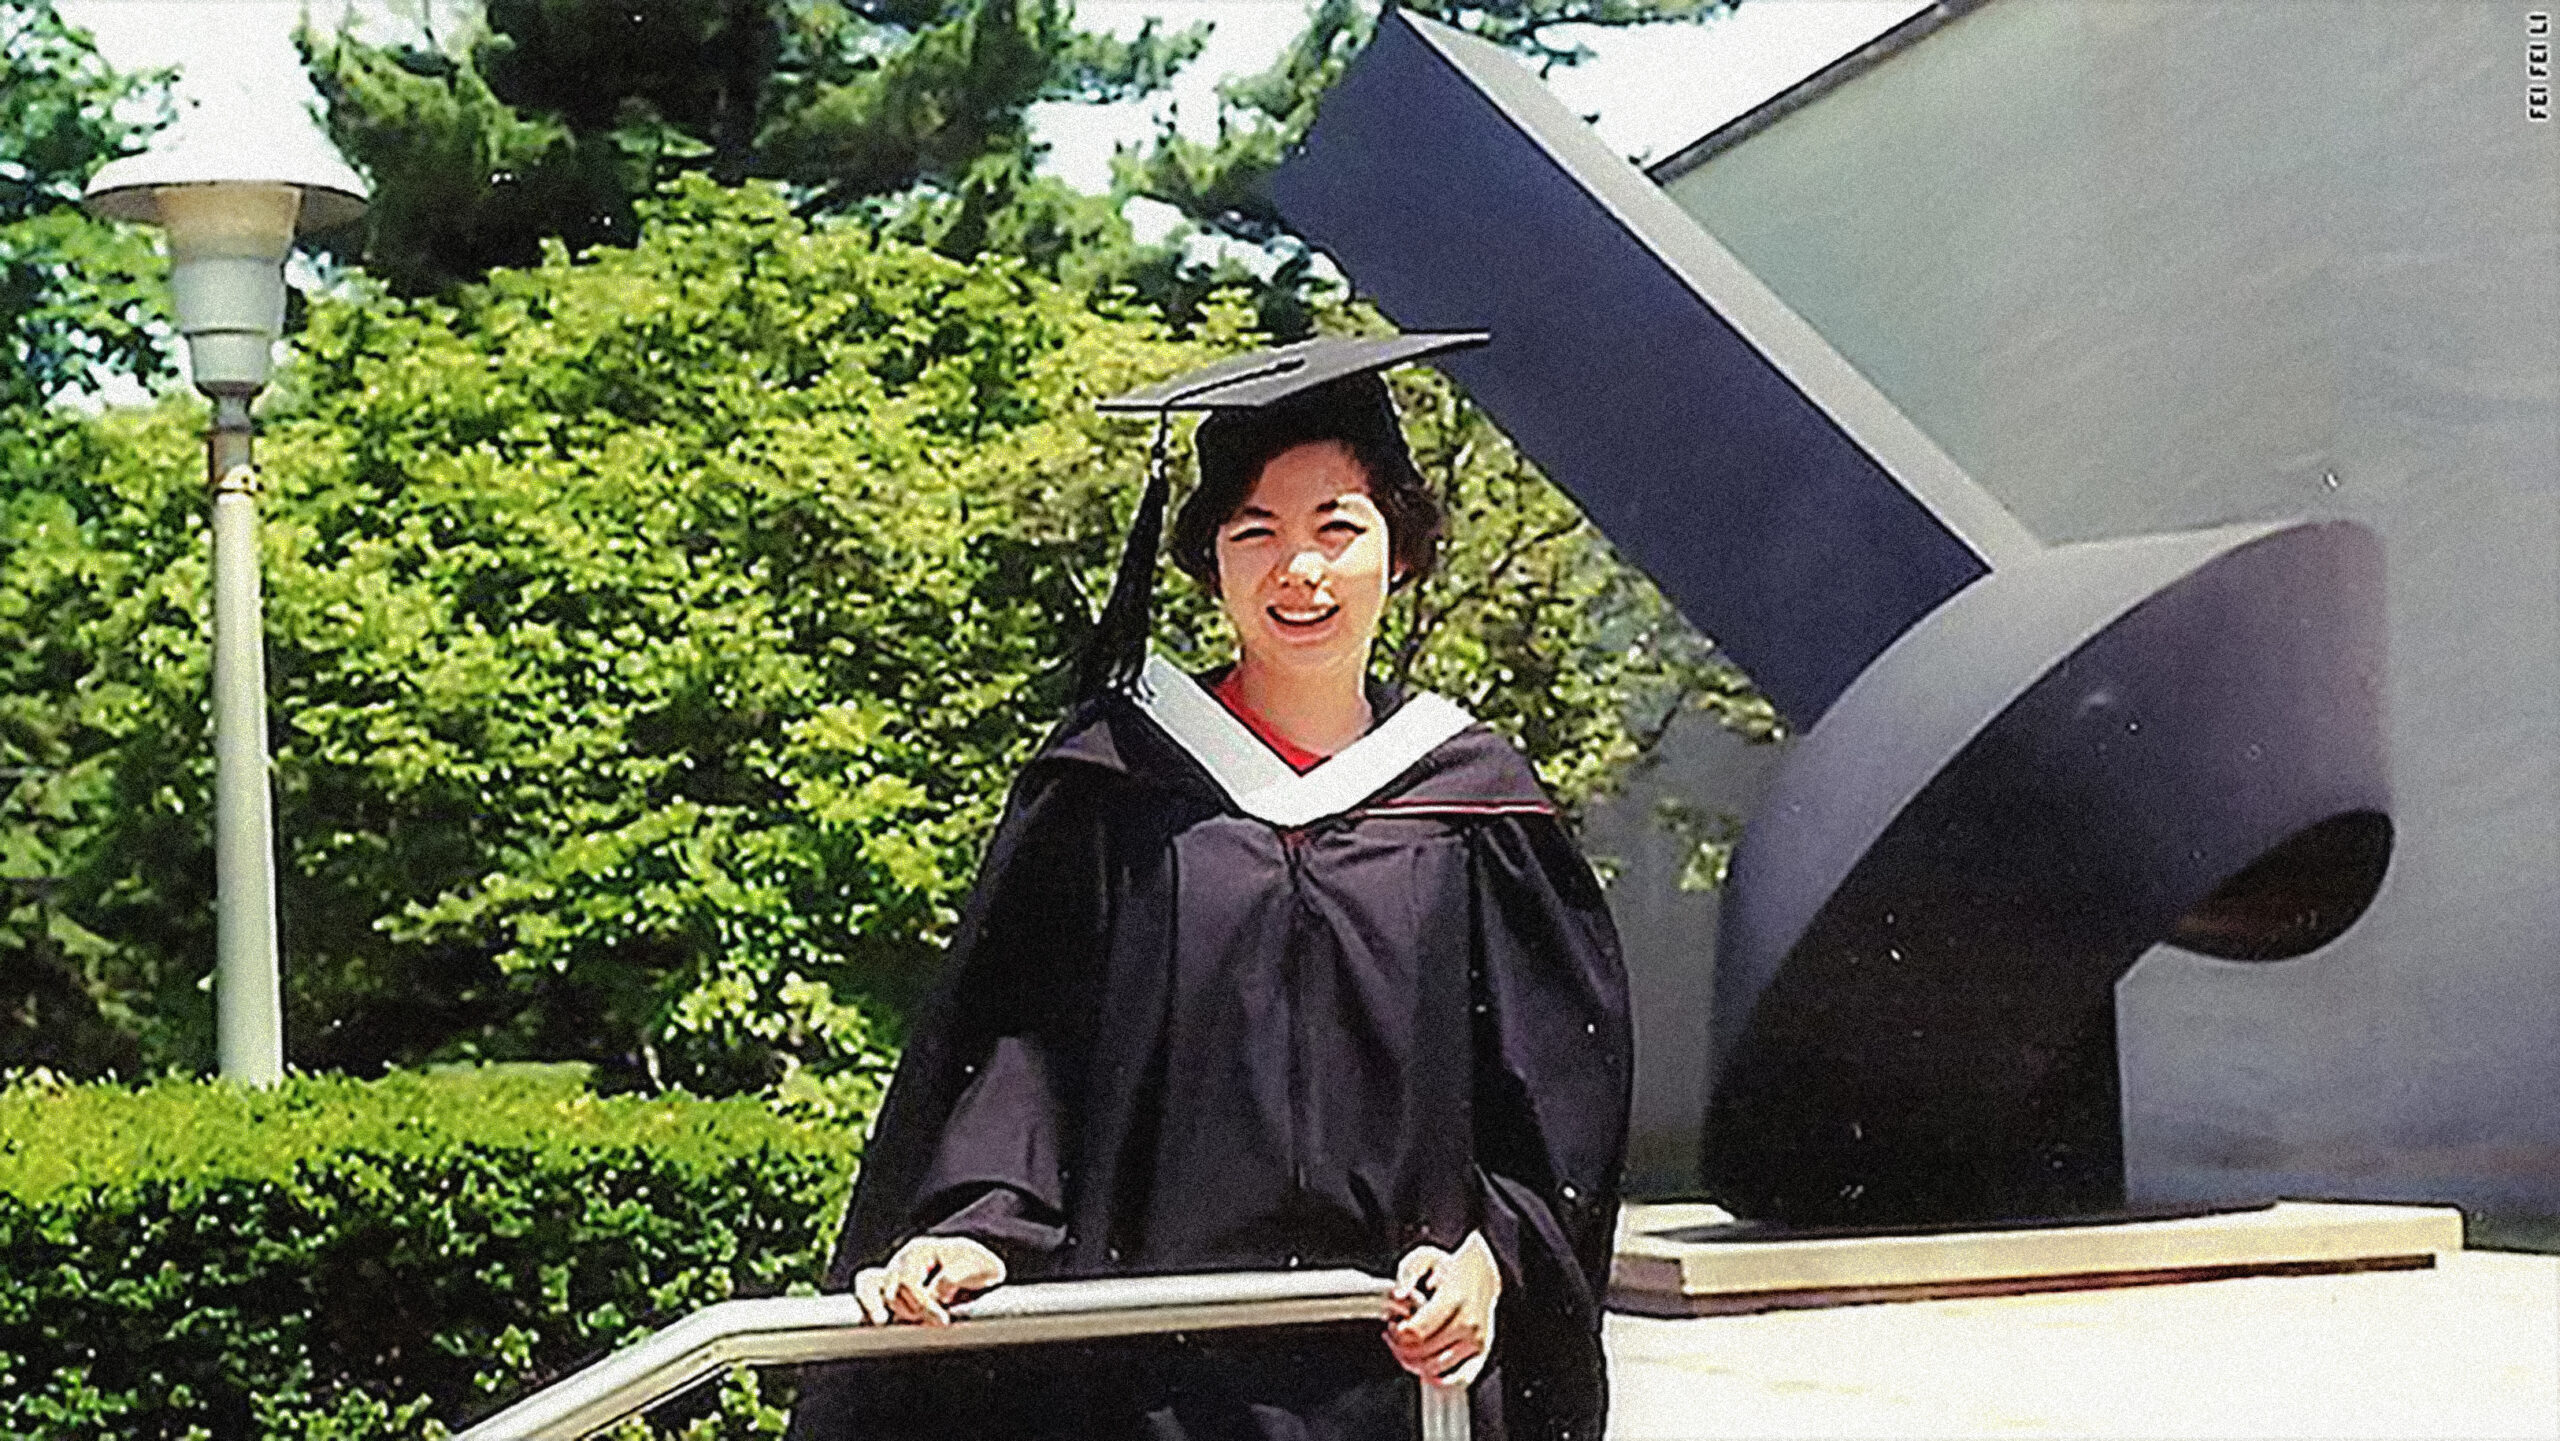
<box><xmin>1268</xmin><ymin>11</ymin><xmax>2392</xmax><ymax>1226</ymax></box>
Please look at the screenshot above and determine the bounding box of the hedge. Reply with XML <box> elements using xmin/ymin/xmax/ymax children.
<box><xmin>0</xmin><ymin>1065</ymin><xmax>864</xmax><ymax>1439</ymax></box>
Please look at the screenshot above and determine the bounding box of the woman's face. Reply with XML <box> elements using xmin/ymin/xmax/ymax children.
<box><xmin>1214</xmin><ymin>440</ymin><xmax>1396</xmax><ymax>678</ymax></box>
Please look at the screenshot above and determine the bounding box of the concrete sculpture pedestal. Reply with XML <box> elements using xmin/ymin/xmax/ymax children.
<box><xmin>1610</xmin><ymin>1200</ymin><xmax>2463</xmax><ymax>1317</ymax></box>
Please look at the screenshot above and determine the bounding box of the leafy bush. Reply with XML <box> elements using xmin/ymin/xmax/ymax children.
<box><xmin>0</xmin><ymin>1065</ymin><xmax>863</xmax><ymax>1439</ymax></box>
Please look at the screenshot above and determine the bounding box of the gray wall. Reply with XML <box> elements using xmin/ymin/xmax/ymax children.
<box><xmin>1580</xmin><ymin>718</ymin><xmax>1784</xmax><ymax>1197</ymax></box>
<box><xmin>1651</xmin><ymin>0</ymin><xmax>2559</xmax><ymax>1215</ymax></box>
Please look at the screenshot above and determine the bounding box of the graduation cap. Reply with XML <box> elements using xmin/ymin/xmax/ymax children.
<box><xmin>1075</xmin><ymin>330</ymin><xmax>1490</xmax><ymax>702</ymax></box>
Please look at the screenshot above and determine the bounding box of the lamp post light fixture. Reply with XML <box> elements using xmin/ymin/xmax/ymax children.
<box><xmin>84</xmin><ymin>86</ymin><xmax>367</xmax><ymax>1087</ymax></box>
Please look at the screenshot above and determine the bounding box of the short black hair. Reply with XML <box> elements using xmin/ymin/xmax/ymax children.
<box><xmin>1167</xmin><ymin>371</ymin><xmax>1444</xmax><ymax>591</ymax></box>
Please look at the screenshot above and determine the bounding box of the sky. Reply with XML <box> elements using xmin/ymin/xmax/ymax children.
<box><xmin>58</xmin><ymin>0</ymin><xmax>1929</xmax><ymax>240</ymax></box>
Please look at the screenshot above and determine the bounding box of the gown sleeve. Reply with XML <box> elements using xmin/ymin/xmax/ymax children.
<box><xmin>788</xmin><ymin>756</ymin><xmax>1112</xmax><ymax>1441</ymax></box>
<box><xmin>815</xmin><ymin>758</ymin><xmax>1110</xmax><ymax>1284</ymax></box>
<box><xmin>1468</xmin><ymin>812</ymin><xmax>1631</xmax><ymax>1441</ymax></box>
<box><xmin>896</xmin><ymin>770</ymin><xmax>1116</xmax><ymax>1263</ymax></box>
<box><xmin>912</xmin><ymin>1035</ymin><xmax>1070</xmax><ymax>1257</ymax></box>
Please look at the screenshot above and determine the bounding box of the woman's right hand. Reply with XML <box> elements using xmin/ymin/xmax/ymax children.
<box><xmin>852</xmin><ymin>1235</ymin><xmax>1007</xmax><ymax>1326</ymax></box>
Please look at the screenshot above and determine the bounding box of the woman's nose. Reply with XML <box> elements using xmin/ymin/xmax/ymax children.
<box><xmin>1283</xmin><ymin>550</ymin><xmax>1328</xmax><ymax>587</ymax></box>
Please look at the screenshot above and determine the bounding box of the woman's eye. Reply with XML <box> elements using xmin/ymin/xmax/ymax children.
<box><xmin>1321</xmin><ymin>520</ymin><xmax>1365</xmax><ymax>536</ymax></box>
<box><xmin>1226</xmin><ymin>526</ymin><xmax>1274</xmax><ymax>542</ymax></box>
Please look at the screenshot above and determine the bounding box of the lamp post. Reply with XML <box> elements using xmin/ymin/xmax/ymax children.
<box><xmin>84</xmin><ymin>86</ymin><xmax>367</xmax><ymax>1087</ymax></box>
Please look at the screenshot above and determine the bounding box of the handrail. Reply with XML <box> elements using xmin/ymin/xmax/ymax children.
<box><xmin>451</xmin><ymin>1269</ymin><xmax>1470</xmax><ymax>1440</ymax></box>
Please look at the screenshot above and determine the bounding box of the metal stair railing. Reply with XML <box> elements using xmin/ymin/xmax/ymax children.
<box><xmin>450</xmin><ymin>1269</ymin><xmax>1471</xmax><ymax>1440</ymax></box>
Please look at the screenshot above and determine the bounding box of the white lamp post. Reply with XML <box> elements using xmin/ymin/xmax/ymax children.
<box><xmin>85</xmin><ymin>86</ymin><xmax>367</xmax><ymax>1087</ymax></box>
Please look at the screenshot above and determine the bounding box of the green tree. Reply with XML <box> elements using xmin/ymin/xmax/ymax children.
<box><xmin>1111</xmin><ymin>0</ymin><xmax>1738</xmax><ymax>335</ymax></box>
<box><xmin>0</xmin><ymin>1</ymin><xmax>170</xmax><ymax>1076</ymax></box>
<box><xmin>299</xmin><ymin>0</ymin><xmax>1206</xmax><ymax>296</ymax></box>
<box><xmin>301</xmin><ymin>0</ymin><xmax>1747</xmax><ymax>327</ymax></box>
<box><xmin>2</xmin><ymin>178</ymin><xmax>1739</xmax><ymax>1090</ymax></box>
<box><xmin>0</xmin><ymin>2</ymin><xmax>170</xmax><ymax>432</ymax></box>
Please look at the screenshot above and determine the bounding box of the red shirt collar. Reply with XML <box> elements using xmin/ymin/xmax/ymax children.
<box><xmin>1208</xmin><ymin>669</ymin><xmax>1330</xmax><ymax>774</ymax></box>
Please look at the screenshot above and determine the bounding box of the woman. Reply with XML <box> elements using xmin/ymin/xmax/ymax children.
<box><xmin>790</xmin><ymin>335</ymin><xmax>1629</xmax><ymax>1441</ymax></box>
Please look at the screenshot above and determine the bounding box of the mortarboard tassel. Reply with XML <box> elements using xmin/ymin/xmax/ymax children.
<box><xmin>1074</xmin><ymin>410</ymin><xmax>1175</xmax><ymax>704</ymax></box>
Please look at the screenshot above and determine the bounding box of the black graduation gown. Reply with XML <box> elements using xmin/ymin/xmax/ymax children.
<box><xmin>789</xmin><ymin>658</ymin><xmax>1630</xmax><ymax>1441</ymax></box>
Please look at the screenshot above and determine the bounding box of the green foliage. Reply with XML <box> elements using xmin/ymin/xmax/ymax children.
<box><xmin>1652</xmin><ymin>795</ymin><xmax>1745</xmax><ymax>891</ymax></box>
<box><xmin>300</xmin><ymin>0</ymin><xmax>1207</xmax><ymax>296</ymax></box>
<box><xmin>1112</xmin><ymin>0</ymin><xmax>1363</xmax><ymax>249</ymax></box>
<box><xmin>0</xmin><ymin>1</ymin><xmax>171</xmax><ymax>421</ymax></box>
<box><xmin>1403</xmin><ymin>0</ymin><xmax>1739</xmax><ymax>72</ymax></box>
<box><xmin>297</xmin><ymin>19</ymin><xmax>631</xmax><ymax>299</ymax></box>
<box><xmin>0</xmin><ymin>408</ymin><xmax>211</xmax><ymax>1077</ymax></box>
<box><xmin>0</xmin><ymin>1064</ymin><xmax>862</xmax><ymax>1439</ymax></box>
<box><xmin>0</xmin><ymin>2</ymin><xmax>177</xmax><ymax>1076</ymax></box>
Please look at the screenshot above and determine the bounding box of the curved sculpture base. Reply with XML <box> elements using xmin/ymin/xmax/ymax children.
<box><xmin>1705</xmin><ymin>520</ymin><xmax>2391</xmax><ymax>1227</ymax></box>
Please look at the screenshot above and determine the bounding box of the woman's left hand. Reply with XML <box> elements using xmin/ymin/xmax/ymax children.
<box><xmin>1385</xmin><ymin>1229</ymin><xmax>1501</xmax><ymax>1389</ymax></box>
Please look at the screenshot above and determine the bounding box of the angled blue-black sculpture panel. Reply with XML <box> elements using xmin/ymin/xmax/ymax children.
<box><xmin>1270</xmin><ymin>10</ymin><xmax>2394</xmax><ymax>1227</ymax></box>
<box><xmin>1271</xmin><ymin>10</ymin><xmax>2038</xmax><ymax>729</ymax></box>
